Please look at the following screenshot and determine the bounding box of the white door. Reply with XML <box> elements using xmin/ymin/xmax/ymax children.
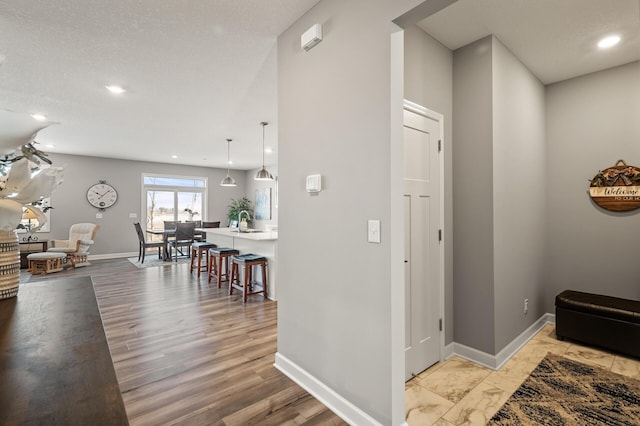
<box><xmin>404</xmin><ymin>106</ymin><xmax>442</xmax><ymax>380</ymax></box>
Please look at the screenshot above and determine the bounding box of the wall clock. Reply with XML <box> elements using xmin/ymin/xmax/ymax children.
<box><xmin>87</xmin><ymin>180</ymin><xmax>118</xmax><ymax>211</ymax></box>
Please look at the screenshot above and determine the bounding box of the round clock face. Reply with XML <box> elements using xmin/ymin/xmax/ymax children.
<box><xmin>87</xmin><ymin>182</ymin><xmax>118</xmax><ymax>210</ymax></box>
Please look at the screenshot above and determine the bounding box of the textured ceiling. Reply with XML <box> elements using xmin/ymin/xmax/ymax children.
<box><xmin>1</xmin><ymin>1</ymin><xmax>638</xmax><ymax>170</ymax></box>
<box><xmin>0</xmin><ymin>0</ymin><xmax>321</xmax><ymax>169</ymax></box>
<box><xmin>417</xmin><ymin>0</ymin><xmax>640</xmax><ymax>85</ymax></box>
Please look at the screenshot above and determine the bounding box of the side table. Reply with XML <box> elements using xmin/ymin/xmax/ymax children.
<box><xmin>19</xmin><ymin>240</ymin><xmax>48</xmax><ymax>269</ymax></box>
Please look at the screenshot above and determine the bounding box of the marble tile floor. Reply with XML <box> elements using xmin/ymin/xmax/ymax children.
<box><xmin>405</xmin><ymin>324</ymin><xmax>640</xmax><ymax>425</ymax></box>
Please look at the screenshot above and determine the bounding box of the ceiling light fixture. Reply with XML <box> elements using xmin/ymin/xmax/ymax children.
<box><xmin>255</xmin><ymin>122</ymin><xmax>273</xmax><ymax>181</ymax></box>
<box><xmin>597</xmin><ymin>35</ymin><xmax>621</xmax><ymax>49</ymax></box>
<box><xmin>106</xmin><ymin>85</ymin><xmax>126</xmax><ymax>94</ymax></box>
<box><xmin>220</xmin><ymin>138</ymin><xmax>237</xmax><ymax>187</ymax></box>
<box><xmin>31</xmin><ymin>113</ymin><xmax>47</xmax><ymax>121</ymax></box>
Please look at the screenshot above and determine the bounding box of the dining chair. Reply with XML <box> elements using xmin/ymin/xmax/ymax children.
<box><xmin>163</xmin><ymin>220</ymin><xmax>179</xmax><ymax>230</ymax></box>
<box><xmin>199</xmin><ymin>221</ymin><xmax>220</xmax><ymax>242</ymax></box>
<box><xmin>133</xmin><ymin>222</ymin><xmax>165</xmax><ymax>263</ymax></box>
<box><xmin>188</xmin><ymin>220</ymin><xmax>204</xmax><ymax>241</ymax></box>
<box><xmin>168</xmin><ymin>222</ymin><xmax>196</xmax><ymax>261</ymax></box>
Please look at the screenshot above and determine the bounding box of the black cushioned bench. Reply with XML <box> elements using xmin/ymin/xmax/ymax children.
<box><xmin>555</xmin><ymin>290</ymin><xmax>640</xmax><ymax>359</ymax></box>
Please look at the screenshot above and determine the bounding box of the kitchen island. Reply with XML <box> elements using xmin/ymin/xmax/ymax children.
<box><xmin>198</xmin><ymin>227</ymin><xmax>278</xmax><ymax>300</ymax></box>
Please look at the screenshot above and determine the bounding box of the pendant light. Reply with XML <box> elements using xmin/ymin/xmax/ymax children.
<box><xmin>254</xmin><ymin>121</ymin><xmax>274</xmax><ymax>181</ymax></box>
<box><xmin>220</xmin><ymin>138</ymin><xmax>237</xmax><ymax>187</ymax></box>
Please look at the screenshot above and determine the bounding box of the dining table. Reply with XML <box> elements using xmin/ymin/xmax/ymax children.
<box><xmin>146</xmin><ymin>228</ymin><xmax>203</xmax><ymax>260</ymax></box>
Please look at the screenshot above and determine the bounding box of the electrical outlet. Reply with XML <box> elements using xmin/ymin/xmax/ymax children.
<box><xmin>524</xmin><ymin>299</ymin><xmax>529</xmax><ymax>314</ymax></box>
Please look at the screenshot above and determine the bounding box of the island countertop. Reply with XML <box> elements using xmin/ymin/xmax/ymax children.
<box><xmin>197</xmin><ymin>227</ymin><xmax>278</xmax><ymax>241</ymax></box>
<box><xmin>198</xmin><ymin>226</ymin><xmax>278</xmax><ymax>299</ymax></box>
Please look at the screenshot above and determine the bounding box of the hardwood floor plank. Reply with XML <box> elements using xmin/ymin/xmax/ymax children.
<box><xmin>22</xmin><ymin>259</ymin><xmax>347</xmax><ymax>425</ymax></box>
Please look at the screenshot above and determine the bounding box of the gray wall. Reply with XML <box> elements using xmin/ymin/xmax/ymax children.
<box><xmin>545</xmin><ymin>61</ymin><xmax>640</xmax><ymax>308</ymax></box>
<box><xmin>452</xmin><ymin>36</ymin><xmax>546</xmax><ymax>355</ymax></box>
<box><xmin>404</xmin><ymin>25</ymin><xmax>454</xmax><ymax>344</ymax></box>
<box><xmin>452</xmin><ymin>36</ymin><xmax>496</xmax><ymax>354</ymax></box>
<box><xmin>491</xmin><ymin>38</ymin><xmax>546</xmax><ymax>353</ymax></box>
<box><xmin>277</xmin><ymin>0</ymin><xmax>426</xmax><ymax>424</ymax></box>
<box><xmin>245</xmin><ymin>166</ymin><xmax>279</xmax><ymax>229</ymax></box>
<box><xmin>44</xmin><ymin>153</ymin><xmax>246</xmax><ymax>255</ymax></box>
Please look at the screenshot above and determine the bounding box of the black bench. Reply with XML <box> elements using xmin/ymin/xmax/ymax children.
<box><xmin>555</xmin><ymin>290</ymin><xmax>640</xmax><ymax>358</ymax></box>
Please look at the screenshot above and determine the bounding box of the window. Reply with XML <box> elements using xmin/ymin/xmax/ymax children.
<box><xmin>143</xmin><ymin>174</ymin><xmax>207</xmax><ymax>230</ymax></box>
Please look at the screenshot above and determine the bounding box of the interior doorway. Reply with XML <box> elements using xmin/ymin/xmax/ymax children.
<box><xmin>403</xmin><ymin>100</ymin><xmax>444</xmax><ymax>380</ymax></box>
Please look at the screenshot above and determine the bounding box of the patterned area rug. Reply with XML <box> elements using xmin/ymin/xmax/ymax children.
<box><xmin>127</xmin><ymin>256</ymin><xmax>191</xmax><ymax>268</ymax></box>
<box><xmin>488</xmin><ymin>354</ymin><xmax>640</xmax><ymax>425</ymax></box>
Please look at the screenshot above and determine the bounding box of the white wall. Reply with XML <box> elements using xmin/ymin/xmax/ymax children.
<box><xmin>545</xmin><ymin>61</ymin><xmax>640</xmax><ymax>307</ymax></box>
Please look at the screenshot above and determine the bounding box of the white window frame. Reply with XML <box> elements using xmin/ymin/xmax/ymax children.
<box><xmin>141</xmin><ymin>173</ymin><xmax>208</xmax><ymax>231</ymax></box>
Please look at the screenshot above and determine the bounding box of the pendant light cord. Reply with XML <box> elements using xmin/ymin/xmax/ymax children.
<box><xmin>261</xmin><ymin>122</ymin><xmax>268</xmax><ymax>169</ymax></box>
<box><xmin>226</xmin><ymin>138</ymin><xmax>232</xmax><ymax>174</ymax></box>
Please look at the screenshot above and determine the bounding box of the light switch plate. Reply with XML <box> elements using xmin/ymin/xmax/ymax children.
<box><xmin>368</xmin><ymin>220</ymin><xmax>381</xmax><ymax>243</ymax></box>
<box><xmin>129</xmin><ymin>213</ymin><xmax>137</xmax><ymax>218</ymax></box>
<box><xmin>96</xmin><ymin>213</ymin><xmax>103</xmax><ymax>219</ymax></box>
<box><xmin>306</xmin><ymin>174</ymin><xmax>322</xmax><ymax>193</ymax></box>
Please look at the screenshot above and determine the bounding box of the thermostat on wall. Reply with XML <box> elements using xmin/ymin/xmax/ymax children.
<box><xmin>306</xmin><ymin>174</ymin><xmax>322</xmax><ymax>193</ymax></box>
<box><xmin>301</xmin><ymin>24</ymin><xmax>323</xmax><ymax>51</ymax></box>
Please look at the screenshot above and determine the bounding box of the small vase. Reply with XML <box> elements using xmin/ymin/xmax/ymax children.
<box><xmin>0</xmin><ymin>230</ymin><xmax>20</xmax><ymax>299</ymax></box>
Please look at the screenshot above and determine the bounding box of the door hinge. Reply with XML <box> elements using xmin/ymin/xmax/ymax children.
<box><xmin>438</xmin><ymin>139</ymin><xmax>442</xmax><ymax>152</ymax></box>
<box><xmin>438</xmin><ymin>229</ymin><xmax>442</xmax><ymax>242</ymax></box>
<box><xmin>439</xmin><ymin>318</ymin><xmax>443</xmax><ymax>332</ymax></box>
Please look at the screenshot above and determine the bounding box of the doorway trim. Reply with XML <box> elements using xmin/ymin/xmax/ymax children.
<box><xmin>403</xmin><ymin>99</ymin><xmax>446</xmax><ymax>363</ymax></box>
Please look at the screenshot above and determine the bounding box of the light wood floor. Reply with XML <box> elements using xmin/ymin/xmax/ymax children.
<box><xmin>24</xmin><ymin>259</ymin><xmax>347</xmax><ymax>425</ymax></box>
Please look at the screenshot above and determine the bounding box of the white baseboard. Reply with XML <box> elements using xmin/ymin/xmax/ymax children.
<box><xmin>273</xmin><ymin>316</ymin><xmax>554</xmax><ymax>425</ymax></box>
<box><xmin>274</xmin><ymin>352</ymin><xmax>389</xmax><ymax>426</ymax></box>
<box><xmin>443</xmin><ymin>342</ymin><xmax>455</xmax><ymax>360</ymax></box>
<box><xmin>88</xmin><ymin>252</ymin><xmax>138</xmax><ymax>261</ymax></box>
<box><xmin>452</xmin><ymin>313</ymin><xmax>554</xmax><ymax>370</ymax></box>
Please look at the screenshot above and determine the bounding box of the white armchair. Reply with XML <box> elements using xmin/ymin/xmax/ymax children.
<box><xmin>48</xmin><ymin>223</ymin><xmax>99</xmax><ymax>267</ymax></box>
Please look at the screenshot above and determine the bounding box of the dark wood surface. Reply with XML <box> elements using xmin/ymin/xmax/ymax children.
<box><xmin>0</xmin><ymin>276</ymin><xmax>129</xmax><ymax>425</ymax></box>
<box><xmin>18</xmin><ymin>240</ymin><xmax>48</xmax><ymax>268</ymax></box>
<box><xmin>23</xmin><ymin>259</ymin><xmax>345</xmax><ymax>425</ymax></box>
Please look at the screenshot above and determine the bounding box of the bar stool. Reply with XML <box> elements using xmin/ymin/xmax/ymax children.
<box><xmin>229</xmin><ymin>253</ymin><xmax>268</xmax><ymax>303</ymax></box>
<box><xmin>207</xmin><ymin>247</ymin><xmax>239</xmax><ymax>287</ymax></box>
<box><xmin>190</xmin><ymin>241</ymin><xmax>217</xmax><ymax>277</ymax></box>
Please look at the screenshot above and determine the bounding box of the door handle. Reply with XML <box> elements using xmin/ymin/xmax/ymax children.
<box><xmin>404</xmin><ymin>260</ymin><xmax>408</xmax><ymax>263</ymax></box>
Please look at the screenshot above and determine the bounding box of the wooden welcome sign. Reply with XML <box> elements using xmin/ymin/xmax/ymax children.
<box><xmin>589</xmin><ymin>160</ymin><xmax>640</xmax><ymax>212</ymax></box>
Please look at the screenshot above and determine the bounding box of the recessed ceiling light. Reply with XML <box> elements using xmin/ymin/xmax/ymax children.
<box><xmin>265</xmin><ymin>147</ymin><xmax>273</xmax><ymax>154</ymax></box>
<box><xmin>31</xmin><ymin>113</ymin><xmax>47</xmax><ymax>121</ymax></box>
<box><xmin>597</xmin><ymin>35</ymin><xmax>621</xmax><ymax>49</ymax></box>
<box><xmin>106</xmin><ymin>85</ymin><xmax>126</xmax><ymax>94</ymax></box>
<box><xmin>45</xmin><ymin>144</ymin><xmax>54</xmax><ymax>148</ymax></box>
<box><xmin>171</xmin><ymin>155</ymin><xmax>178</xmax><ymax>159</ymax></box>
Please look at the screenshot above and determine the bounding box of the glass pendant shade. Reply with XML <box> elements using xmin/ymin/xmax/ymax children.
<box><xmin>220</xmin><ymin>138</ymin><xmax>237</xmax><ymax>187</ymax></box>
<box><xmin>254</xmin><ymin>121</ymin><xmax>274</xmax><ymax>181</ymax></box>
